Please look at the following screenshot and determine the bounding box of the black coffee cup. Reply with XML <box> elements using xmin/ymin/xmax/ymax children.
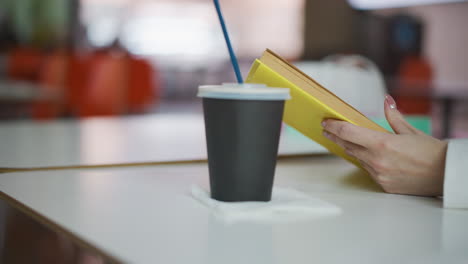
<box><xmin>198</xmin><ymin>83</ymin><xmax>290</xmax><ymax>202</ymax></box>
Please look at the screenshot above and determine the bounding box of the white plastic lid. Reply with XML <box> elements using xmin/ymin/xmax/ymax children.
<box><xmin>197</xmin><ymin>83</ymin><xmax>290</xmax><ymax>101</ymax></box>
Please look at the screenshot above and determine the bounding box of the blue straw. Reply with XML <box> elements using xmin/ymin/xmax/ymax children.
<box><xmin>213</xmin><ymin>0</ymin><xmax>243</xmax><ymax>83</ymax></box>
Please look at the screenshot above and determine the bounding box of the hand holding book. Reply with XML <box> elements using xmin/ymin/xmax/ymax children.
<box><xmin>247</xmin><ymin>50</ymin><xmax>447</xmax><ymax>196</ymax></box>
<box><xmin>322</xmin><ymin>95</ymin><xmax>447</xmax><ymax>197</ymax></box>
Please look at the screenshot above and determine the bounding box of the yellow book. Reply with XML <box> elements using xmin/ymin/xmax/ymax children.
<box><xmin>246</xmin><ymin>49</ymin><xmax>389</xmax><ymax>167</ymax></box>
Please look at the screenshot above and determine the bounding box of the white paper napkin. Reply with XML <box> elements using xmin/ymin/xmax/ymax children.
<box><xmin>191</xmin><ymin>185</ymin><xmax>341</xmax><ymax>224</ymax></box>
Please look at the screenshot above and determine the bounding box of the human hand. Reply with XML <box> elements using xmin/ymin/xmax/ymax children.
<box><xmin>322</xmin><ymin>95</ymin><xmax>448</xmax><ymax>196</ymax></box>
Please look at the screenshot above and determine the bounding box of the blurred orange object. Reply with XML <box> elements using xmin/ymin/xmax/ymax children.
<box><xmin>78</xmin><ymin>51</ymin><xmax>129</xmax><ymax>117</ymax></box>
<box><xmin>31</xmin><ymin>50</ymin><xmax>68</xmax><ymax>120</ymax></box>
<box><xmin>6</xmin><ymin>47</ymin><xmax>160</xmax><ymax>119</ymax></box>
<box><xmin>394</xmin><ymin>55</ymin><xmax>433</xmax><ymax>114</ymax></box>
<box><xmin>66</xmin><ymin>53</ymin><xmax>90</xmax><ymax>115</ymax></box>
<box><xmin>77</xmin><ymin>50</ymin><xmax>159</xmax><ymax>117</ymax></box>
<box><xmin>127</xmin><ymin>57</ymin><xmax>159</xmax><ymax>113</ymax></box>
<box><xmin>7</xmin><ymin>47</ymin><xmax>43</xmax><ymax>81</ymax></box>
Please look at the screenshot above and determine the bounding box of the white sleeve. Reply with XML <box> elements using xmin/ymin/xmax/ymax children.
<box><xmin>443</xmin><ymin>139</ymin><xmax>468</xmax><ymax>209</ymax></box>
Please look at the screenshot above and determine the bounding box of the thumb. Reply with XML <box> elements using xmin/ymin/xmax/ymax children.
<box><xmin>384</xmin><ymin>94</ymin><xmax>421</xmax><ymax>135</ymax></box>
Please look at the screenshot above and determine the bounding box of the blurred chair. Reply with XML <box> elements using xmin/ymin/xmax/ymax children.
<box><xmin>7</xmin><ymin>47</ymin><xmax>43</xmax><ymax>82</ymax></box>
<box><xmin>31</xmin><ymin>50</ymin><xmax>68</xmax><ymax>119</ymax></box>
<box><xmin>6</xmin><ymin>46</ymin><xmax>160</xmax><ymax>118</ymax></box>
<box><xmin>78</xmin><ymin>50</ymin><xmax>128</xmax><ymax>117</ymax></box>
<box><xmin>295</xmin><ymin>55</ymin><xmax>387</xmax><ymax>118</ymax></box>
<box><xmin>77</xmin><ymin>49</ymin><xmax>160</xmax><ymax>117</ymax></box>
<box><xmin>127</xmin><ymin>56</ymin><xmax>159</xmax><ymax>113</ymax></box>
<box><xmin>66</xmin><ymin>53</ymin><xmax>89</xmax><ymax>116</ymax></box>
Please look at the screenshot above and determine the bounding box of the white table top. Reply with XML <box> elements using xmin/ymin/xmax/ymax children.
<box><xmin>0</xmin><ymin>156</ymin><xmax>466</xmax><ymax>264</ymax></box>
<box><xmin>0</xmin><ymin>113</ymin><xmax>326</xmax><ymax>169</ymax></box>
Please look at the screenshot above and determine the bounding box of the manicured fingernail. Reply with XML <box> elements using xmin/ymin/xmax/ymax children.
<box><xmin>321</xmin><ymin>121</ymin><xmax>326</xmax><ymax>127</ymax></box>
<box><xmin>385</xmin><ymin>94</ymin><xmax>397</xmax><ymax>109</ymax></box>
<box><xmin>323</xmin><ymin>131</ymin><xmax>330</xmax><ymax>139</ymax></box>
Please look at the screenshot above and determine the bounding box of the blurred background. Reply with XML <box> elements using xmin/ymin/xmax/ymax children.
<box><xmin>0</xmin><ymin>0</ymin><xmax>467</xmax><ymax>138</ymax></box>
<box><xmin>0</xmin><ymin>1</ymin><xmax>467</xmax><ymax>262</ymax></box>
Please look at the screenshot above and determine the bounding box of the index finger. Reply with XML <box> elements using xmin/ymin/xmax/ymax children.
<box><xmin>322</xmin><ymin>119</ymin><xmax>384</xmax><ymax>148</ymax></box>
